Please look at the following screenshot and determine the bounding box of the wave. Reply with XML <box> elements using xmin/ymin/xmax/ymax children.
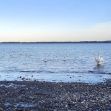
<box><xmin>1</xmin><ymin>69</ymin><xmax>111</xmax><ymax>75</ymax></box>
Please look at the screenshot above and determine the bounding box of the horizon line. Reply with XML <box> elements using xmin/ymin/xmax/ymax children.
<box><xmin>0</xmin><ymin>40</ymin><xmax>111</xmax><ymax>43</ymax></box>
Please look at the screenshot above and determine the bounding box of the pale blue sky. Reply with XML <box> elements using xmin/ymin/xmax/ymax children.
<box><xmin>0</xmin><ymin>0</ymin><xmax>111</xmax><ymax>42</ymax></box>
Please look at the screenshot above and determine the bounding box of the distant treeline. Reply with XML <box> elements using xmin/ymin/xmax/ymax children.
<box><xmin>0</xmin><ymin>41</ymin><xmax>111</xmax><ymax>44</ymax></box>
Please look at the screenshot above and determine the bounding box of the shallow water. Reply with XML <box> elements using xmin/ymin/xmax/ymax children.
<box><xmin>0</xmin><ymin>43</ymin><xmax>111</xmax><ymax>83</ymax></box>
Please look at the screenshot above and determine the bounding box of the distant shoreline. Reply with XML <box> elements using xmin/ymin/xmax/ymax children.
<box><xmin>0</xmin><ymin>41</ymin><xmax>111</xmax><ymax>44</ymax></box>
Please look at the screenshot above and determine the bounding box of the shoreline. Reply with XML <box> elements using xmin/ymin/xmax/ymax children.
<box><xmin>0</xmin><ymin>80</ymin><xmax>111</xmax><ymax>111</ymax></box>
<box><xmin>0</xmin><ymin>41</ymin><xmax>111</xmax><ymax>44</ymax></box>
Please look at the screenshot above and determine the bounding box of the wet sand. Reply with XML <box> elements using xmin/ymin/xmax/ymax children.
<box><xmin>0</xmin><ymin>81</ymin><xmax>111</xmax><ymax>111</ymax></box>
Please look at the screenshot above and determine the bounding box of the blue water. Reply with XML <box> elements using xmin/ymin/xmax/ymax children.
<box><xmin>0</xmin><ymin>43</ymin><xmax>111</xmax><ymax>83</ymax></box>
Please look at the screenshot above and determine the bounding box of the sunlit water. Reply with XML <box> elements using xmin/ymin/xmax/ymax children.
<box><xmin>0</xmin><ymin>43</ymin><xmax>111</xmax><ymax>83</ymax></box>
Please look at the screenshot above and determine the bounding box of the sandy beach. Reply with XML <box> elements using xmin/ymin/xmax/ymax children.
<box><xmin>0</xmin><ymin>81</ymin><xmax>111</xmax><ymax>111</ymax></box>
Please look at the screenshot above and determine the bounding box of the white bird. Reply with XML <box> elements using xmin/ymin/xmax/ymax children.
<box><xmin>95</xmin><ymin>55</ymin><xmax>104</xmax><ymax>66</ymax></box>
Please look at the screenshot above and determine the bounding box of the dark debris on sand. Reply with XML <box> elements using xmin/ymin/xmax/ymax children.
<box><xmin>0</xmin><ymin>81</ymin><xmax>111</xmax><ymax>111</ymax></box>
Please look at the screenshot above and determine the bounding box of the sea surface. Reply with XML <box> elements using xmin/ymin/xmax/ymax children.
<box><xmin>0</xmin><ymin>43</ymin><xmax>111</xmax><ymax>83</ymax></box>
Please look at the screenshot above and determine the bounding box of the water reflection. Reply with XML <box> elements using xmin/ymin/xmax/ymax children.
<box><xmin>94</xmin><ymin>64</ymin><xmax>104</xmax><ymax>73</ymax></box>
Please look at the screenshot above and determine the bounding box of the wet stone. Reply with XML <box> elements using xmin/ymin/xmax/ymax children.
<box><xmin>0</xmin><ymin>81</ymin><xmax>111</xmax><ymax>110</ymax></box>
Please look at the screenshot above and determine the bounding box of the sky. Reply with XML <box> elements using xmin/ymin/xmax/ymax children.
<box><xmin>0</xmin><ymin>0</ymin><xmax>111</xmax><ymax>42</ymax></box>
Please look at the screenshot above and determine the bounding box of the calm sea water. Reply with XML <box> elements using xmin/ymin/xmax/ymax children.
<box><xmin>0</xmin><ymin>43</ymin><xmax>111</xmax><ymax>83</ymax></box>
